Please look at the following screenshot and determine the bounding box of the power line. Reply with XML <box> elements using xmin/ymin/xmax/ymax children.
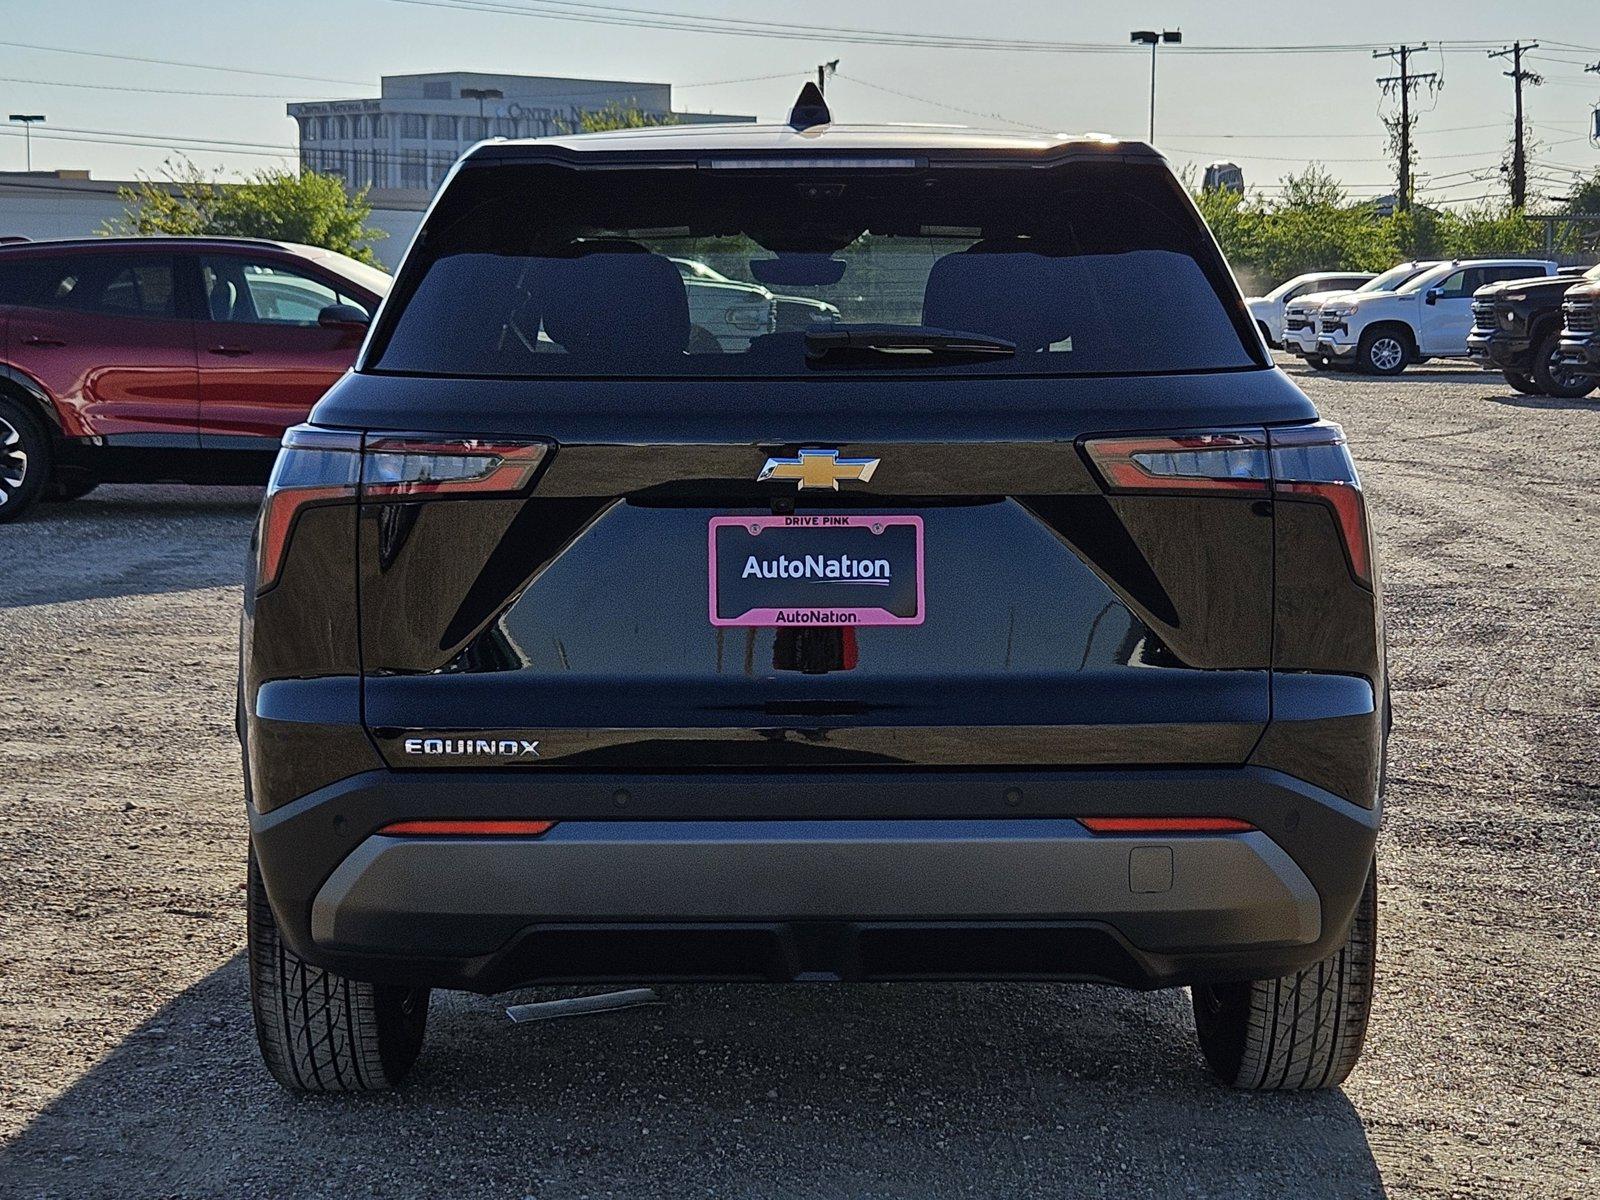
<box><xmin>0</xmin><ymin>38</ymin><xmax>371</xmax><ymax>86</ymax></box>
<box><xmin>0</xmin><ymin>74</ymin><xmax>349</xmax><ymax>100</ymax></box>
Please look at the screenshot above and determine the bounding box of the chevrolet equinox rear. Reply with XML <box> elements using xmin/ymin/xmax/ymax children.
<box><xmin>240</xmin><ymin>92</ymin><xmax>1385</xmax><ymax>1093</ymax></box>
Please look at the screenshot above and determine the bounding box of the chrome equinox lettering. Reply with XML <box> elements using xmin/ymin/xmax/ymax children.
<box><xmin>403</xmin><ymin>737</ymin><xmax>540</xmax><ymax>757</ymax></box>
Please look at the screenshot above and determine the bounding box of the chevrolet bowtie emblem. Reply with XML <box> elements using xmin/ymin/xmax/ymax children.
<box><xmin>758</xmin><ymin>449</ymin><xmax>880</xmax><ymax>491</ymax></box>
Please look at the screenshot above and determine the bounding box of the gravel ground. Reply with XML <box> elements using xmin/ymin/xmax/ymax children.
<box><xmin>0</xmin><ymin>360</ymin><xmax>1596</xmax><ymax>1199</ymax></box>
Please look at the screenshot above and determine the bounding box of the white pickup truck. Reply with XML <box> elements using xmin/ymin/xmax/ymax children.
<box><xmin>1282</xmin><ymin>261</ymin><xmax>1440</xmax><ymax>366</ymax></box>
<box><xmin>1245</xmin><ymin>271</ymin><xmax>1374</xmax><ymax>347</ymax></box>
<box><xmin>1315</xmin><ymin>258</ymin><xmax>1557</xmax><ymax>375</ymax></box>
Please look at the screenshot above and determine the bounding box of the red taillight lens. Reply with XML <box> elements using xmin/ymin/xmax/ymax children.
<box><xmin>255</xmin><ymin>428</ymin><xmax>552</xmax><ymax>594</ymax></box>
<box><xmin>1268</xmin><ymin>422</ymin><xmax>1372</xmax><ymax>588</ymax></box>
<box><xmin>1081</xmin><ymin>420</ymin><xmax>1372</xmax><ymax>589</ymax></box>
<box><xmin>255</xmin><ymin>426</ymin><xmax>361</xmax><ymax>594</ymax></box>
<box><xmin>378</xmin><ymin>819</ymin><xmax>555</xmax><ymax>837</ymax></box>
<box><xmin>1080</xmin><ymin>817</ymin><xmax>1254</xmax><ymax>834</ymax></box>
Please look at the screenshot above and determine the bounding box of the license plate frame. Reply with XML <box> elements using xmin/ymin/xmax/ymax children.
<box><xmin>708</xmin><ymin>514</ymin><xmax>925</xmax><ymax>628</ymax></box>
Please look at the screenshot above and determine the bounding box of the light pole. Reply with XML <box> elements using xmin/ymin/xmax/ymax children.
<box><xmin>8</xmin><ymin>114</ymin><xmax>43</xmax><ymax>171</ymax></box>
<box><xmin>460</xmin><ymin>87</ymin><xmax>503</xmax><ymax>137</ymax></box>
<box><xmin>1129</xmin><ymin>30</ymin><xmax>1181</xmax><ymax>143</ymax></box>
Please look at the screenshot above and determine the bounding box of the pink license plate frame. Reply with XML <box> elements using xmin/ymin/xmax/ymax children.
<box><xmin>707</xmin><ymin>514</ymin><xmax>925</xmax><ymax>628</ymax></box>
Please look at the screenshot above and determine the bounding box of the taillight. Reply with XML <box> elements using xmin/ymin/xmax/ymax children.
<box><xmin>1268</xmin><ymin>422</ymin><xmax>1372</xmax><ymax>588</ymax></box>
<box><xmin>255</xmin><ymin>426</ymin><xmax>361</xmax><ymax>594</ymax></box>
<box><xmin>255</xmin><ymin>425</ymin><xmax>551</xmax><ymax>594</ymax></box>
<box><xmin>1081</xmin><ymin>420</ymin><xmax>1372</xmax><ymax>589</ymax></box>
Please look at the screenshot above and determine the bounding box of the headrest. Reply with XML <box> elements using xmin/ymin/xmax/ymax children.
<box><xmin>923</xmin><ymin>239</ymin><xmax>1076</xmax><ymax>353</ymax></box>
<box><xmin>539</xmin><ymin>241</ymin><xmax>691</xmax><ymax>364</ymax></box>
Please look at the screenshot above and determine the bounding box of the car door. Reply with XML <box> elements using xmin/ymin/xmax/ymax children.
<box><xmin>4</xmin><ymin>251</ymin><xmax>199</xmax><ymax>443</ymax></box>
<box><xmin>1417</xmin><ymin>267</ymin><xmax>1483</xmax><ymax>355</ymax></box>
<box><xmin>194</xmin><ymin>252</ymin><xmax>371</xmax><ymax>448</ymax></box>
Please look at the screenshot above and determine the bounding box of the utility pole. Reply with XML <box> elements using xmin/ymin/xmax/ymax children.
<box><xmin>1373</xmin><ymin>46</ymin><xmax>1439</xmax><ymax>213</ymax></box>
<box><xmin>1130</xmin><ymin>30</ymin><xmax>1182</xmax><ymax>143</ymax></box>
<box><xmin>7</xmin><ymin>114</ymin><xmax>43</xmax><ymax>172</ymax></box>
<box><xmin>1489</xmin><ymin>42</ymin><xmax>1542</xmax><ymax>208</ymax></box>
<box><xmin>816</xmin><ymin>60</ymin><xmax>839</xmax><ymax>95</ymax></box>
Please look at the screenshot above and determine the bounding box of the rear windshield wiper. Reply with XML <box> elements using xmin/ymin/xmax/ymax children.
<box><xmin>805</xmin><ymin>324</ymin><xmax>1017</xmax><ymax>364</ymax></box>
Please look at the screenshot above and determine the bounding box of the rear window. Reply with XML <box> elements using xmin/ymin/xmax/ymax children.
<box><xmin>368</xmin><ymin>159</ymin><xmax>1256</xmax><ymax>379</ymax></box>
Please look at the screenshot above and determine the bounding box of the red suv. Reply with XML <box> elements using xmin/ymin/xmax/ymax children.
<box><xmin>0</xmin><ymin>237</ymin><xmax>388</xmax><ymax>520</ymax></box>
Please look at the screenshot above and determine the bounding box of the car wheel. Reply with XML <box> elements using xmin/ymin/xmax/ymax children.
<box><xmin>248</xmin><ymin>847</ymin><xmax>429</xmax><ymax>1092</ymax></box>
<box><xmin>1192</xmin><ymin>862</ymin><xmax>1376</xmax><ymax>1090</ymax></box>
<box><xmin>1529</xmin><ymin>329</ymin><xmax>1598</xmax><ymax>399</ymax></box>
<box><xmin>0</xmin><ymin>397</ymin><xmax>51</xmax><ymax>523</ymax></box>
<box><xmin>1358</xmin><ymin>328</ymin><xmax>1408</xmax><ymax>376</ymax></box>
<box><xmin>1502</xmin><ymin>370</ymin><xmax>1543</xmax><ymax>396</ymax></box>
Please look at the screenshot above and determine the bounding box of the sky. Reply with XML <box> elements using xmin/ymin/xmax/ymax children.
<box><xmin>0</xmin><ymin>0</ymin><xmax>1596</xmax><ymax>206</ymax></box>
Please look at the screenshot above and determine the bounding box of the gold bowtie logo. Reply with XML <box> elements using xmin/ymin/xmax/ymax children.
<box><xmin>758</xmin><ymin>449</ymin><xmax>880</xmax><ymax>490</ymax></box>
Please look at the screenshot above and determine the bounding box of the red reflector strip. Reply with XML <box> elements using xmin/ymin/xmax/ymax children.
<box><xmin>1079</xmin><ymin>817</ymin><xmax>1254</xmax><ymax>834</ymax></box>
<box><xmin>378</xmin><ymin>820</ymin><xmax>556</xmax><ymax>837</ymax></box>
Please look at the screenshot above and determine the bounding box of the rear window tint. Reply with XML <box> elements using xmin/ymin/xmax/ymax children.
<box><xmin>370</xmin><ymin>161</ymin><xmax>1256</xmax><ymax>380</ymax></box>
<box><xmin>0</xmin><ymin>252</ymin><xmax>177</xmax><ymax>319</ymax></box>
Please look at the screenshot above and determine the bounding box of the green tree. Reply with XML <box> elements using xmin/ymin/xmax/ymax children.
<box><xmin>574</xmin><ymin>103</ymin><xmax>679</xmax><ymax>134</ymax></box>
<box><xmin>104</xmin><ymin>158</ymin><xmax>387</xmax><ymax>265</ymax></box>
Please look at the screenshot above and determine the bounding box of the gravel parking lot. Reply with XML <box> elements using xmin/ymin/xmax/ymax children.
<box><xmin>0</xmin><ymin>360</ymin><xmax>1596</xmax><ymax>1199</ymax></box>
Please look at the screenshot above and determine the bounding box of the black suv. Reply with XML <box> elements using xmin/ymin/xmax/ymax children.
<box><xmin>240</xmin><ymin>89</ymin><xmax>1386</xmax><ymax>1094</ymax></box>
<box><xmin>1468</xmin><ymin>263</ymin><xmax>1600</xmax><ymax>397</ymax></box>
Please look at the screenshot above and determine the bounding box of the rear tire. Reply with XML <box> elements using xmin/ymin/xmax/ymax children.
<box><xmin>1357</xmin><ymin>327</ymin><xmax>1409</xmax><ymax>376</ymax></box>
<box><xmin>1529</xmin><ymin>329</ymin><xmax>1598</xmax><ymax>399</ymax></box>
<box><xmin>1192</xmin><ymin>862</ymin><xmax>1376</xmax><ymax>1090</ymax></box>
<box><xmin>1503</xmin><ymin>370</ymin><xmax>1543</xmax><ymax>396</ymax></box>
<box><xmin>0</xmin><ymin>397</ymin><xmax>50</xmax><ymax>522</ymax></box>
<box><xmin>248</xmin><ymin>847</ymin><xmax>429</xmax><ymax>1092</ymax></box>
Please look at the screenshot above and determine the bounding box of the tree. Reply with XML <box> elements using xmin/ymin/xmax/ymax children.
<box><xmin>574</xmin><ymin>103</ymin><xmax>678</xmax><ymax>134</ymax></box>
<box><xmin>105</xmin><ymin>158</ymin><xmax>387</xmax><ymax>265</ymax></box>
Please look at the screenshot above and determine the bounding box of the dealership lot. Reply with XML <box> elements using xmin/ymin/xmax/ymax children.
<box><xmin>0</xmin><ymin>362</ymin><xmax>1595</xmax><ymax>1199</ymax></box>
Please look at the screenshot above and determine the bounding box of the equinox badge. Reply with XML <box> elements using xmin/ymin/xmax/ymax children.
<box><xmin>758</xmin><ymin>449</ymin><xmax>880</xmax><ymax>491</ymax></box>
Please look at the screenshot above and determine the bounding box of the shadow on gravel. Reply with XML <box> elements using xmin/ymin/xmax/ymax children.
<box><xmin>1484</xmin><ymin>393</ymin><xmax>1600</xmax><ymax>411</ymax></box>
<box><xmin>0</xmin><ymin>956</ymin><xmax>1387</xmax><ymax>1199</ymax></box>
<box><xmin>0</xmin><ymin>487</ymin><xmax>259</xmax><ymax>609</ymax></box>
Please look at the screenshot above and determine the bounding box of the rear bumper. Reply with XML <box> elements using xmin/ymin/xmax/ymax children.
<box><xmin>250</xmin><ymin>766</ymin><xmax>1380</xmax><ymax>993</ymax></box>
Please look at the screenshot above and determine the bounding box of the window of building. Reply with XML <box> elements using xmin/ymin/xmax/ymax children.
<box><xmin>370</xmin><ymin>114</ymin><xmax>387</xmax><ymax>138</ymax></box>
<box><xmin>431</xmin><ymin>115</ymin><xmax>457</xmax><ymax>141</ymax></box>
<box><xmin>318</xmin><ymin>116</ymin><xmax>332</xmax><ymax>139</ymax></box>
<box><xmin>401</xmin><ymin>150</ymin><xmax>429</xmax><ymax>189</ymax></box>
<box><xmin>423</xmin><ymin>81</ymin><xmax>451</xmax><ymax>99</ymax></box>
<box><xmin>300</xmin><ymin>117</ymin><xmax>318</xmax><ymax>143</ymax></box>
<box><xmin>401</xmin><ymin>114</ymin><xmax>428</xmax><ymax>140</ymax></box>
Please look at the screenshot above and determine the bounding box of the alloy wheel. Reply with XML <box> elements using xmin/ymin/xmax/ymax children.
<box><xmin>0</xmin><ymin>415</ymin><xmax>28</xmax><ymax>508</ymax></box>
<box><xmin>1370</xmin><ymin>337</ymin><xmax>1405</xmax><ymax>373</ymax></box>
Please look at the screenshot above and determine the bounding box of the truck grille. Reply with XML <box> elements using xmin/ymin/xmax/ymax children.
<box><xmin>1563</xmin><ymin>300</ymin><xmax>1598</xmax><ymax>335</ymax></box>
<box><xmin>1319</xmin><ymin>317</ymin><xmax>1346</xmax><ymax>335</ymax></box>
<box><xmin>1285</xmin><ymin>315</ymin><xmax>1312</xmax><ymax>333</ymax></box>
<box><xmin>1470</xmin><ymin>299</ymin><xmax>1498</xmax><ymax>334</ymax></box>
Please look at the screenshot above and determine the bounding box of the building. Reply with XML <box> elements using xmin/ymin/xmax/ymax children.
<box><xmin>287</xmin><ymin>71</ymin><xmax>754</xmax><ymax>195</ymax></box>
<box><xmin>0</xmin><ymin>171</ymin><xmax>429</xmax><ymax>271</ymax></box>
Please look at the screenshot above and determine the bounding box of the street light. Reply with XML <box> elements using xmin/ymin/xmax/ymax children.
<box><xmin>1129</xmin><ymin>30</ymin><xmax>1181</xmax><ymax>143</ymax></box>
<box><xmin>460</xmin><ymin>87</ymin><xmax>503</xmax><ymax>137</ymax></box>
<box><xmin>8</xmin><ymin>114</ymin><xmax>43</xmax><ymax>171</ymax></box>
